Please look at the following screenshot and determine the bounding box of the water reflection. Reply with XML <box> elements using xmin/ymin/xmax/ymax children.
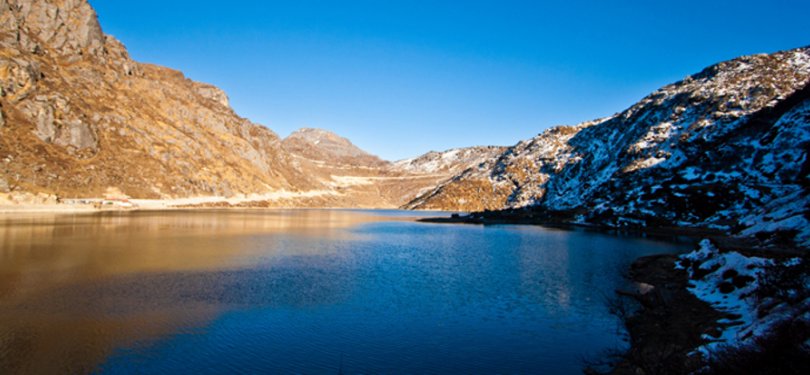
<box><xmin>0</xmin><ymin>210</ymin><xmax>383</xmax><ymax>374</ymax></box>
<box><xmin>0</xmin><ymin>210</ymin><xmax>689</xmax><ymax>374</ymax></box>
<box><xmin>0</xmin><ymin>210</ymin><xmax>379</xmax><ymax>287</ymax></box>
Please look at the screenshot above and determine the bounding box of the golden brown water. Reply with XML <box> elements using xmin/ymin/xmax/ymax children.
<box><xmin>0</xmin><ymin>209</ymin><xmax>384</xmax><ymax>374</ymax></box>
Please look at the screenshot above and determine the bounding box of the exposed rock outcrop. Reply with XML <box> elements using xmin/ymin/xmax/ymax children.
<box><xmin>193</xmin><ymin>83</ymin><xmax>230</xmax><ymax>108</ymax></box>
<box><xmin>0</xmin><ymin>0</ymin><xmax>505</xmax><ymax>207</ymax></box>
<box><xmin>0</xmin><ymin>0</ymin><xmax>104</xmax><ymax>57</ymax></box>
<box><xmin>0</xmin><ymin>0</ymin><xmax>321</xmax><ymax>199</ymax></box>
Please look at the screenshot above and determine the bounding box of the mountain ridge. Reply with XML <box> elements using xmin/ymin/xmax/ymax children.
<box><xmin>2</xmin><ymin>0</ymin><xmax>808</xmax><ymax>235</ymax></box>
<box><xmin>282</xmin><ymin>127</ymin><xmax>388</xmax><ymax>168</ymax></box>
<box><xmin>0</xmin><ymin>0</ymin><xmax>505</xmax><ymax>209</ymax></box>
<box><xmin>411</xmin><ymin>46</ymin><xmax>810</xmax><ymax>249</ymax></box>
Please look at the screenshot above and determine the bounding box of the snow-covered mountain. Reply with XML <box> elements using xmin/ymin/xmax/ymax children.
<box><xmin>409</xmin><ymin>46</ymin><xmax>810</xmax><ymax>249</ymax></box>
<box><xmin>392</xmin><ymin>146</ymin><xmax>505</xmax><ymax>175</ymax></box>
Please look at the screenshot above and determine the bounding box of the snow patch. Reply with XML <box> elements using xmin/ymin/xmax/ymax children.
<box><xmin>680</xmin><ymin>240</ymin><xmax>808</xmax><ymax>359</ymax></box>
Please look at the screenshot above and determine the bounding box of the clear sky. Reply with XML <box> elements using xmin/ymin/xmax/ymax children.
<box><xmin>89</xmin><ymin>0</ymin><xmax>810</xmax><ymax>161</ymax></box>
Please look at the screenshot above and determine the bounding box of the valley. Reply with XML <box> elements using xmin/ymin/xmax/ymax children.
<box><xmin>1</xmin><ymin>1</ymin><xmax>808</xmax><ymax>374</ymax></box>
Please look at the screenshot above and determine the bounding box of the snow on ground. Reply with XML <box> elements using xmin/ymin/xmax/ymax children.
<box><xmin>739</xmin><ymin>188</ymin><xmax>810</xmax><ymax>248</ymax></box>
<box><xmin>678</xmin><ymin>240</ymin><xmax>807</xmax><ymax>359</ymax></box>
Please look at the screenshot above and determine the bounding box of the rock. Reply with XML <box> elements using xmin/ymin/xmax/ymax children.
<box><xmin>732</xmin><ymin>275</ymin><xmax>756</xmax><ymax>289</ymax></box>
<box><xmin>12</xmin><ymin>0</ymin><xmax>105</xmax><ymax>57</ymax></box>
<box><xmin>718</xmin><ymin>282</ymin><xmax>736</xmax><ymax>294</ymax></box>
<box><xmin>0</xmin><ymin>176</ymin><xmax>9</xmax><ymax>193</ymax></box>
<box><xmin>19</xmin><ymin>93</ymin><xmax>98</xmax><ymax>152</ymax></box>
<box><xmin>29</xmin><ymin>99</ymin><xmax>55</xmax><ymax>142</ymax></box>
<box><xmin>23</xmin><ymin>96</ymin><xmax>97</xmax><ymax>152</ymax></box>
<box><xmin>637</xmin><ymin>282</ymin><xmax>656</xmax><ymax>295</ymax></box>
<box><xmin>722</xmin><ymin>269</ymin><xmax>739</xmax><ymax>280</ymax></box>
<box><xmin>0</xmin><ymin>1</ymin><xmax>21</xmax><ymax>49</ymax></box>
<box><xmin>0</xmin><ymin>58</ymin><xmax>40</xmax><ymax>102</ymax></box>
<box><xmin>54</xmin><ymin>119</ymin><xmax>97</xmax><ymax>151</ymax></box>
<box><xmin>193</xmin><ymin>83</ymin><xmax>230</xmax><ymax>108</ymax></box>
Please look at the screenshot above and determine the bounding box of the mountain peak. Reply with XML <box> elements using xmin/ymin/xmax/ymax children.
<box><xmin>407</xmin><ymin>46</ymin><xmax>810</xmax><ymax>248</ymax></box>
<box><xmin>283</xmin><ymin>128</ymin><xmax>386</xmax><ymax>167</ymax></box>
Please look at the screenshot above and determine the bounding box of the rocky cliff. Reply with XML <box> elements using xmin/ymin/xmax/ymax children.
<box><xmin>0</xmin><ymin>0</ymin><xmax>505</xmax><ymax>209</ymax></box>
<box><xmin>0</xmin><ymin>0</ymin><xmax>325</xmax><ymax>200</ymax></box>
<box><xmin>410</xmin><ymin>47</ymin><xmax>810</xmax><ymax>249</ymax></box>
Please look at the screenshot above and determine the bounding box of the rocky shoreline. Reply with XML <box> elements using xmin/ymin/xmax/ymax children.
<box><xmin>419</xmin><ymin>209</ymin><xmax>727</xmax><ymax>245</ymax></box>
<box><xmin>422</xmin><ymin>214</ymin><xmax>725</xmax><ymax>373</ymax></box>
<box><xmin>608</xmin><ymin>253</ymin><xmax>726</xmax><ymax>374</ymax></box>
<box><xmin>421</xmin><ymin>212</ymin><xmax>809</xmax><ymax>374</ymax></box>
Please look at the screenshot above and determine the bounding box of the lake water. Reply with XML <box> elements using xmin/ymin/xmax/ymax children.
<box><xmin>0</xmin><ymin>209</ymin><xmax>689</xmax><ymax>374</ymax></box>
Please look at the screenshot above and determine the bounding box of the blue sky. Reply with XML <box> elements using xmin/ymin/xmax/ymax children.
<box><xmin>89</xmin><ymin>0</ymin><xmax>810</xmax><ymax>160</ymax></box>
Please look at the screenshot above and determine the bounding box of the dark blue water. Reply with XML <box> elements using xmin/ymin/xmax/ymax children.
<box><xmin>0</xmin><ymin>210</ymin><xmax>689</xmax><ymax>374</ymax></box>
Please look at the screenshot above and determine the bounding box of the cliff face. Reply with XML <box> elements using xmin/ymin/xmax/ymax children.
<box><xmin>410</xmin><ymin>47</ymin><xmax>810</xmax><ymax>248</ymax></box>
<box><xmin>0</xmin><ymin>0</ymin><xmax>318</xmax><ymax>199</ymax></box>
<box><xmin>0</xmin><ymin>0</ymin><xmax>506</xmax><ymax>208</ymax></box>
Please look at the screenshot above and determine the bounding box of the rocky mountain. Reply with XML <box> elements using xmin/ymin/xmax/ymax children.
<box><xmin>0</xmin><ymin>0</ymin><xmax>322</xmax><ymax>201</ymax></box>
<box><xmin>0</xmin><ymin>0</ymin><xmax>501</xmax><ymax>209</ymax></box>
<box><xmin>277</xmin><ymin>130</ymin><xmax>505</xmax><ymax>208</ymax></box>
<box><xmin>410</xmin><ymin>47</ymin><xmax>810</xmax><ymax>249</ymax></box>
<box><xmin>282</xmin><ymin>128</ymin><xmax>387</xmax><ymax>168</ymax></box>
<box><xmin>404</xmin><ymin>122</ymin><xmax>600</xmax><ymax>211</ymax></box>
<box><xmin>392</xmin><ymin>146</ymin><xmax>506</xmax><ymax>175</ymax></box>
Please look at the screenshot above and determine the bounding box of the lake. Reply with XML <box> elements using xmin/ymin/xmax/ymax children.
<box><xmin>0</xmin><ymin>209</ymin><xmax>689</xmax><ymax>374</ymax></box>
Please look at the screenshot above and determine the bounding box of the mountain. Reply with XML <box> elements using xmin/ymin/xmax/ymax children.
<box><xmin>0</xmin><ymin>0</ymin><xmax>321</xmax><ymax>201</ymax></box>
<box><xmin>409</xmin><ymin>47</ymin><xmax>810</xmax><ymax>249</ymax></box>
<box><xmin>403</xmin><ymin>122</ymin><xmax>599</xmax><ymax>211</ymax></box>
<box><xmin>282</xmin><ymin>128</ymin><xmax>387</xmax><ymax>168</ymax></box>
<box><xmin>392</xmin><ymin>146</ymin><xmax>506</xmax><ymax>175</ymax></box>
<box><xmin>0</xmin><ymin>0</ymin><xmax>500</xmax><ymax>209</ymax></box>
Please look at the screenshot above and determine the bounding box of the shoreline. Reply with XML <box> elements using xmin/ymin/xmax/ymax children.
<box><xmin>424</xmin><ymin>212</ymin><xmax>809</xmax><ymax>374</ymax></box>
<box><xmin>421</xmin><ymin>214</ymin><xmax>733</xmax><ymax>374</ymax></box>
<box><xmin>0</xmin><ymin>199</ymin><xmax>453</xmax><ymax>215</ymax></box>
<box><xmin>3</xmin><ymin>203</ymin><xmax>805</xmax><ymax>372</ymax></box>
<box><xmin>0</xmin><ymin>193</ymin><xmax>384</xmax><ymax>214</ymax></box>
<box><xmin>607</xmin><ymin>254</ymin><xmax>727</xmax><ymax>374</ymax></box>
<box><xmin>418</xmin><ymin>213</ymin><xmax>808</xmax><ymax>254</ymax></box>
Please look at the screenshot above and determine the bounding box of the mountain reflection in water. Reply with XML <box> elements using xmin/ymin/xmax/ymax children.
<box><xmin>0</xmin><ymin>210</ymin><xmax>689</xmax><ymax>374</ymax></box>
